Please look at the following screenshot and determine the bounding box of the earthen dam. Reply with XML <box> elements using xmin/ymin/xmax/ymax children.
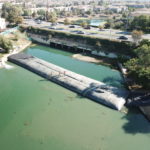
<box><xmin>8</xmin><ymin>53</ymin><xmax>129</xmax><ymax>110</ymax></box>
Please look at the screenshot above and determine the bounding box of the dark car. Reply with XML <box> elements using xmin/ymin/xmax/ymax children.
<box><xmin>69</xmin><ymin>25</ymin><xmax>75</xmax><ymax>28</ymax></box>
<box><xmin>84</xmin><ymin>26</ymin><xmax>91</xmax><ymax>29</ymax></box>
<box><xmin>118</xmin><ymin>36</ymin><xmax>128</xmax><ymax>40</ymax></box>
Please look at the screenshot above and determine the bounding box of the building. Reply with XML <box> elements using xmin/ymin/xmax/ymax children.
<box><xmin>127</xmin><ymin>4</ymin><xmax>145</xmax><ymax>9</ymax></box>
<box><xmin>0</xmin><ymin>18</ymin><xmax>6</xmax><ymax>30</ymax></box>
<box><xmin>24</xmin><ymin>2</ymin><xmax>36</xmax><ymax>9</ymax></box>
<box><xmin>131</xmin><ymin>8</ymin><xmax>150</xmax><ymax>16</ymax></box>
<box><xmin>107</xmin><ymin>5</ymin><xmax>128</xmax><ymax>13</ymax></box>
<box><xmin>0</xmin><ymin>2</ymin><xmax>3</xmax><ymax>9</ymax></box>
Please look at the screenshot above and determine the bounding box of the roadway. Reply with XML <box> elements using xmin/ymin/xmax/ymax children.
<box><xmin>23</xmin><ymin>19</ymin><xmax>150</xmax><ymax>42</ymax></box>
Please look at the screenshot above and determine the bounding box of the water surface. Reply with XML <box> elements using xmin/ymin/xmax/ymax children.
<box><xmin>25</xmin><ymin>45</ymin><xmax>124</xmax><ymax>88</ymax></box>
<box><xmin>0</xmin><ymin>45</ymin><xmax>150</xmax><ymax>150</ymax></box>
<box><xmin>74</xmin><ymin>19</ymin><xmax>106</xmax><ymax>27</ymax></box>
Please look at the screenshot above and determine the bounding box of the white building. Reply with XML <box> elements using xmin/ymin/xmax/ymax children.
<box><xmin>0</xmin><ymin>18</ymin><xmax>6</xmax><ymax>30</ymax></box>
<box><xmin>127</xmin><ymin>4</ymin><xmax>145</xmax><ymax>8</ymax></box>
<box><xmin>0</xmin><ymin>2</ymin><xmax>3</xmax><ymax>9</ymax></box>
<box><xmin>107</xmin><ymin>6</ymin><xmax>128</xmax><ymax>13</ymax></box>
<box><xmin>24</xmin><ymin>2</ymin><xmax>36</xmax><ymax>9</ymax></box>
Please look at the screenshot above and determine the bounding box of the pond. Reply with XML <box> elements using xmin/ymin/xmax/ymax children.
<box><xmin>74</xmin><ymin>19</ymin><xmax>106</xmax><ymax>27</ymax></box>
<box><xmin>0</xmin><ymin>45</ymin><xmax>150</xmax><ymax>150</ymax></box>
<box><xmin>25</xmin><ymin>45</ymin><xmax>124</xmax><ymax>88</ymax></box>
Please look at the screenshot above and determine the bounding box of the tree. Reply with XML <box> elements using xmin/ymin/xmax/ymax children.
<box><xmin>8</xmin><ymin>6</ymin><xmax>22</xmax><ymax>23</ymax></box>
<box><xmin>0</xmin><ymin>35</ymin><xmax>13</xmax><ymax>53</ymax></box>
<box><xmin>129</xmin><ymin>15</ymin><xmax>150</xmax><ymax>33</ymax></box>
<box><xmin>47</xmin><ymin>11</ymin><xmax>57</xmax><ymax>23</ymax></box>
<box><xmin>50</xmin><ymin>17</ymin><xmax>57</xmax><ymax>24</ymax></box>
<box><xmin>139</xmin><ymin>39</ymin><xmax>150</xmax><ymax>47</ymax></box>
<box><xmin>1</xmin><ymin>2</ymin><xmax>12</xmax><ymax>18</ymax></box>
<box><xmin>16</xmin><ymin>16</ymin><xmax>23</xmax><ymax>24</ymax></box>
<box><xmin>125</xmin><ymin>41</ymin><xmax>150</xmax><ymax>89</ymax></box>
<box><xmin>86</xmin><ymin>10</ymin><xmax>92</xmax><ymax>15</ymax></box>
<box><xmin>23</xmin><ymin>9</ymin><xmax>32</xmax><ymax>16</ymax></box>
<box><xmin>134</xmin><ymin>44</ymin><xmax>150</xmax><ymax>65</ymax></box>
<box><xmin>80</xmin><ymin>21</ymin><xmax>88</xmax><ymax>28</ymax></box>
<box><xmin>132</xmin><ymin>30</ymin><xmax>143</xmax><ymax>45</ymax></box>
<box><xmin>37</xmin><ymin>9</ymin><xmax>46</xmax><ymax>16</ymax></box>
<box><xmin>98</xmin><ymin>0</ymin><xmax>104</xmax><ymax>5</ymax></box>
<box><xmin>113</xmin><ymin>21</ymin><xmax>124</xmax><ymax>30</ymax></box>
<box><xmin>98</xmin><ymin>25</ymin><xmax>104</xmax><ymax>30</ymax></box>
<box><xmin>1</xmin><ymin>2</ymin><xmax>23</xmax><ymax>24</ymax></box>
<box><xmin>32</xmin><ymin>11</ymin><xmax>37</xmax><ymax>18</ymax></box>
<box><xmin>64</xmin><ymin>18</ymin><xmax>70</xmax><ymax>25</ymax></box>
<box><xmin>105</xmin><ymin>19</ymin><xmax>114</xmax><ymax>29</ymax></box>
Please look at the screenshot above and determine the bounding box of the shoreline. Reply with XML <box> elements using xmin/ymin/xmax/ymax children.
<box><xmin>0</xmin><ymin>40</ymin><xmax>31</xmax><ymax>69</ymax></box>
<box><xmin>72</xmin><ymin>53</ymin><xmax>118</xmax><ymax>70</ymax></box>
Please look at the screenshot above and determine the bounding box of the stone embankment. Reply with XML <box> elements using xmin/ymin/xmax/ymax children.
<box><xmin>8</xmin><ymin>53</ymin><xmax>129</xmax><ymax>110</ymax></box>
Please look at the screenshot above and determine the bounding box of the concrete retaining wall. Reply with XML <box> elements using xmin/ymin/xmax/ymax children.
<box><xmin>8</xmin><ymin>53</ymin><xmax>129</xmax><ymax>110</ymax></box>
<box><xmin>29</xmin><ymin>33</ymin><xmax>50</xmax><ymax>45</ymax></box>
<box><xmin>92</xmin><ymin>51</ymin><xmax>118</xmax><ymax>58</ymax></box>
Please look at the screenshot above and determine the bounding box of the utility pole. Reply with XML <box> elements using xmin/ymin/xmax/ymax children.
<box><xmin>46</xmin><ymin>0</ymin><xmax>49</xmax><ymax>21</ymax></box>
<box><xmin>47</xmin><ymin>0</ymin><xmax>49</xmax><ymax>12</ymax></box>
<box><xmin>126</xmin><ymin>0</ymin><xmax>130</xmax><ymax>31</ymax></box>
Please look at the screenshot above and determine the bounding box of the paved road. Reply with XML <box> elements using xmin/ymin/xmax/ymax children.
<box><xmin>23</xmin><ymin>19</ymin><xmax>150</xmax><ymax>42</ymax></box>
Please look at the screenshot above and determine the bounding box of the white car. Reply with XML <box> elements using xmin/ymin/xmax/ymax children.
<box><xmin>36</xmin><ymin>20</ymin><xmax>42</xmax><ymax>24</ymax></box>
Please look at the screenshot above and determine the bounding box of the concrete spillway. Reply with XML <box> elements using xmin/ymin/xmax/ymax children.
<box><xmin>8</xmin><ymin>53</ymin><xmax>129</xmax><ymax>110</ymax></box>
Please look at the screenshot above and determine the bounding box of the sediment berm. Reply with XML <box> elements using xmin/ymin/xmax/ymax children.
<box><xmin>8</xmin><ymin>53</ymin><xmax>129</xmax><ymax>110</ymax></box>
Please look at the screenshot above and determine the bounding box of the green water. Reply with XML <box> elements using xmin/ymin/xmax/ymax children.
<box><xmin>0</xmin><ymin>45</ymin><xmax>150</xmax><ymax>150</ymax></box>
<box><xmin>25</xmin><ymin>45</ymin><xmax>124</xmax><ymax>88</ymax></box>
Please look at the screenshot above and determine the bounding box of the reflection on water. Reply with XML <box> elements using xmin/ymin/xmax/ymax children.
<box><xmin>122</xmin><ymin>108</ymin><xmax>150</xmax><ymax>135</ymax></box>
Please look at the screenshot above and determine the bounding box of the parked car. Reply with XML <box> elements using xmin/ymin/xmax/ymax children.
<box><xmin>36</xmin><ymin>19</ymin><xmax>42</xmax><ymax>24</ymax></box>
<box><xmin>69</xmin><ymin>25</ymin><xmax>75</xmax><ymax>28</ymax></box>
<box><xmin>70</xmin><ymin>30</ymin><xmax>78</xmax><ymax>33</ymax></box>
<box><xmin>118</xmin><ymin>36</ymin><xmax>128</xmax><ymax>40</ymax></box>
<box><xmin>77</xmin><ymin>31</ymin><xmax>85</xmax><ymax>34</ymax></box>
<box><xmin>89</xmin><ymin>32</ymin><xmax>97</xmax><ymax>35</ymax></box>
<box><xmin>51</xmin><ymin>23</ymin><xmax>58</xmax><ymax>26</ymax></box>
<box><xmin>56</xmin><ymin>28</ymin><xmax>64</xmax><ymax>30</ymax></box>
<box><xmin>49</xmin><ymin>27</ymin><xmax>56</xmax><ymax>29</ymax></box>
<box><xmin>84</xmin><ymin>26</ymin><xmax>91</xmax><ymax>29</ymax></box>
